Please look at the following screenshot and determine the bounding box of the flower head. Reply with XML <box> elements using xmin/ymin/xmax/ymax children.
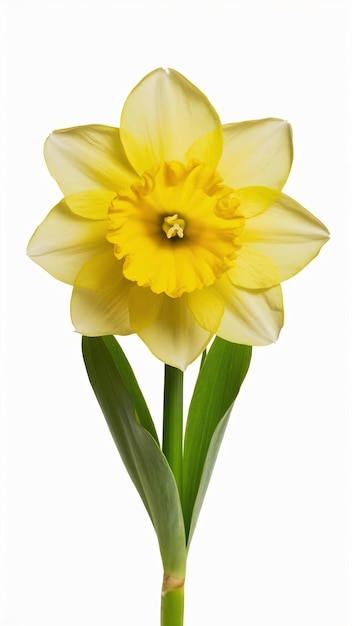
<box><xmin>27</xmin><ymin>68</ymin><xmax>329</xmax><ymax>370</ymax></box>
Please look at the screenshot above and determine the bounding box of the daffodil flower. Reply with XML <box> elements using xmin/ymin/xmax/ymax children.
<box><xmin>28</xmin><ymin>68</ymin><xmax>329</xmax><ymax>370</ymax></box>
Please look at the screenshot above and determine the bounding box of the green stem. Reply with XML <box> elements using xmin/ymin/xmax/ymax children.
<box><xmin>161</xmin><ymin>576</ymin><xmax>184</xmax><ymax>626</ymax></box>
<box><xmin>162</xmin><ymin>366</ymin><xmax>185</xmax><ymax>626</ymax></box>
<box><xmin>162</xmin><ymin>365</ymin><xmax>184</xmax><ymax>497</ymax></box>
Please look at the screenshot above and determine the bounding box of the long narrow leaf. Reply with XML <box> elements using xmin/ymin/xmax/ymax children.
<box><xmin>183</xmin><ymin>338</ymin><xmax>252</xmax><ymax>544</ymax></box>
<box><xmin>82</xmin><ymin>336</ymin><xmax>186</xmax><ymax>578</ymax></box>
<box><xmin>101</xmin><ymin>335</ymin><xmax>159</xmax><ymax>444</ymax></box>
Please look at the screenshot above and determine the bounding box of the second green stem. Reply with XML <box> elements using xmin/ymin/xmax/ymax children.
<box><xmin>162</xmin><ymin>364</ymin><xmax>184</xmax><ymax>498</ymax></box>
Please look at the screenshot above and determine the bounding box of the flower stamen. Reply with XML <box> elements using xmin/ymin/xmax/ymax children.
<box><xmin>162</xmin><ymin>214</ymin><xmax>186</xmax><ymax>239</ymax></box>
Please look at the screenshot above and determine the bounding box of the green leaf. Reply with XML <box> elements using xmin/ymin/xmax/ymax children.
<box><xmin>183</xmin><ymin>338</ymin><xmax>252</xmax><ymax>545</ymax></box>
<box><xmin>82</xmin><ymin>336</ymin><xmax>186</xmax><ymax>578</ymax></box>
<box><xmin>99</xmin><ymin>335</ymin><xmax>159</xmax><ymax>445</ymax></box>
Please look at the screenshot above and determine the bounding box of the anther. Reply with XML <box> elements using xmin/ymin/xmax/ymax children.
<box><xmin>162</xmin><ymin>214</ymin><xmax>186</xmax><ymax>239</ymax></box>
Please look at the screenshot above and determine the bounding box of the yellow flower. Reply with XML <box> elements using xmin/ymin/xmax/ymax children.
<box><xmin>27</xmin><ymin>68</ymin><xmax>329</xmax><ymax>370</ymax></box>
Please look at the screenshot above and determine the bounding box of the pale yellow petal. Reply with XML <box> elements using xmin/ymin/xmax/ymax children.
<box><xmin>235</xmin><ymin>186</ymin><xmax>281</xmax><ymax>218</ymax></box>
<box><xmin>71</xmin><ymin>280</ymin><xmax>132</xmax><ymax>336</ymax></box>
<box><xmin>127</xmin><ymin>286</ymin><xmax>163</xmax><ymax>331</ymax></box>
<box><xmin>215</xmin><ymin>277</ymin><xmax>284</xmax><ymax>345</ymax></box>
<box><xmin>64</xmin><ymin>189</ymin><xmax>117</xmax><ymax>220</ymax></box>
<box><xmin>228</xmin><ymin>248</ymin><xmax>281</xmax><ymax>289</ymax></box>
<box><xmin>243</xmin><ymin>193</ymin><xmax>330</xmax><ymax>281</ymax></box>
<box><xmin>219</xmin><ymin>119</ymin><xmax>293</xmax><ymax>190</ymax></box>
<box><xmin>27</xmin><ymin>199</ymin><xmax>108</xmax><ymax>284</ymax></box>
<box><xmin>73</xmin><ymin>248</ymin><xmax>124</xmax><ymax>290</ymax></box>
<box><xmin>187</xmin><ymin>287</ymin><xmax>225</xmax><ymax>333</ymax></box>
<box><xmin>128</xmin><ymin>289</ymin><xmax>212</xmax><ymax>370</ymax></box>
<box><xmin>120</xmin><ymin>68</ymin><xmax>222</xmax><ymax>174</ymax></box>
<box><xmin>44</xmin><ymin>125</ymin><xmax>137</xmax><ymax>195</ymax></box>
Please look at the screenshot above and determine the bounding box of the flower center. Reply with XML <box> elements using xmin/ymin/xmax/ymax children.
<box><xmin>162</xmin><ymin>214</ymin><xmax>186</xmax><ymax>239</ymax></box>
<box><xmin>107</xmin><ymin>160</ymin><xmax>244</xmax><ymax>298</ymax></box>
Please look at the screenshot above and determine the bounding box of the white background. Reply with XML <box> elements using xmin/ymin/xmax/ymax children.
<box><xmin>1</xmin><ymin>1</ymin><xmax>351</xmax><ymax>624</ymax></box>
